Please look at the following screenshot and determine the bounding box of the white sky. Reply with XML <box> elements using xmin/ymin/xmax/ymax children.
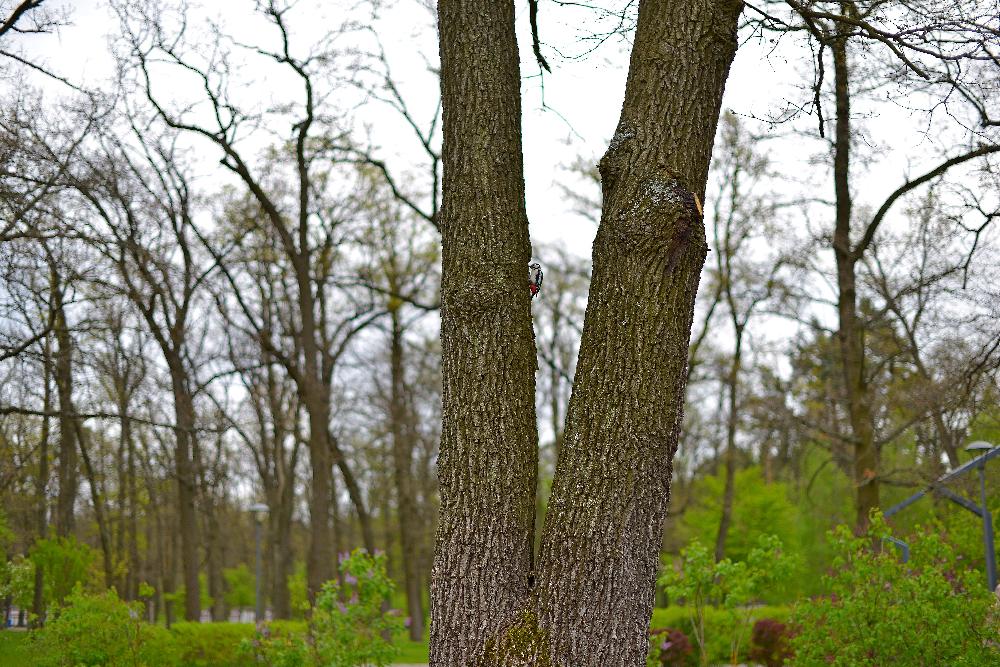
<box><xmin>9</xmin><ymin>0</ymin><xmax>995</xmax><ymax>341</ymax></box>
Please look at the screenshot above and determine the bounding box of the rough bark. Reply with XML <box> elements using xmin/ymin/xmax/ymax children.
<box><xmin>432</xmin><ymin>0</ymin><xmax>743</xmax><ymax>664</ymax></box>
<box><xmin>529</xmin><ymin>3</ymin><xmax>742</xmax><ymax>662</ymax></box>
<box><xmin>431</xmin><ymin>0</ymin><xmax>540</xmax><ymax>662</ymax></box>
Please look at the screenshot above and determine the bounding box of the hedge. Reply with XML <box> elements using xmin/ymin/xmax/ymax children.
<box><xmin>170</xmin><ymin>621</ymin><xmax>306</xmax><ymax>667</ymax></box>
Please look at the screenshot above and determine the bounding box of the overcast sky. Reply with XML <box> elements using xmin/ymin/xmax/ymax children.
<box><xmin>8</xmin><ymin>0</ymin><xmax>992</xmax><ymax>319</ymax></box>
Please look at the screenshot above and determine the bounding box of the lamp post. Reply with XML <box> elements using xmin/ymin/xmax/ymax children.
<box><xmin>966</xmin><ymin>441</ymin><xmax>997</xmax><ymax>592</ymax></box>
<box><xmin>249</xmin><ymin>503</ymin><xmax>269</xmax><ymax>622</ymax></box>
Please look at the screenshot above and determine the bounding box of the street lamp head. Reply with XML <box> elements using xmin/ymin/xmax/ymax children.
<box><xmin>966</xmin><ymin>441</ymin><xmax>995</xmax><ymax>454</ymax></box>
<box><xmin>249</xmin><ymin>502</ymin><xmax>269</xmax><ymax>518</ymax></box>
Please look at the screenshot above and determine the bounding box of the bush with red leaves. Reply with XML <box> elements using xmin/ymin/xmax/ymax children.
<box><xmin>749</xmin><ymin>617</ymin><xmax>795</xmax><ymax>666</ymax></box>
<box><xmin>649</xmin><ymin>627</ymin><xmax>695</xmax><ymax>666</ymax></box>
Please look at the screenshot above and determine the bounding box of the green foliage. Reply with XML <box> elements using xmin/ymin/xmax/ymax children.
<box><xmin>239</xmin><ymin>623</ymin><xmax>309</xmax><ymax>667</ymax></box>
<box><xmin>0</xmin><ymin>630</ymin><xmax>32</xmax><ymax>666</ymax></box>
<box><xmin>165</xmin><ymin>574</ymin><xmax>214</xmax><ymax>619</ymax></box>
<box><xmin>30</xmin><ymin>536</ymin><xmax>98</xmax><ymax>607</ymax></box>
<box><xmin>288</xmin><ymin>562</ymin><xmax>309</xmax><ymax>619</ymax></box>
<box><xmin>0</xmin><ymin>555</ymin><xmax>34</xmax><ymax>610</ymax></box>
<box><xmin>791</xmin><ymin>514</ymin><xmax>1000</xmax><ymax>666</ymax></box>
<box><xmin>222</xmin><ymin>564</ymin><xmax>255</xmax><ymax>610</ymax></box>
<box><xmin>249</xmin><ymin>550</ymin><xmax>403</xmax><ymax>667</ymax></box>
<box><xmin>310</xmin><ymin>550</ymin><xmax>403</xmax><ymax>667</ymax></box>
<box><xmin>659</xmin><ymin>535</ymin><xmax>793</xmax><ymax>666</ymax></box>
<box><xmin>170</xmin><ymin>622</ymin><xmax>258</xmax><ymax>667</ymax></box>
<box><xmin>681</xmin><ymin>468</ymin><xmax>799</xmax><ymax>567</ymax></box>
<box><xmin>31</xmin><ymin>587</ymin><xmax>179</xmax><ymax>666</ymax></box>
<box><xmin>0</xmin><ymin>511</ymin><xmax>13</xmax><ymax>549</ymax></box>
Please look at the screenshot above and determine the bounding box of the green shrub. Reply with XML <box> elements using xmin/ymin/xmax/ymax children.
<box><xmin>223</xmin><ymin>564</ymin><xmax>255</xmax><ymax>611</ymax></box>
<box><xmin>791</xmin><ymin>514</ymin><xmax>1000</xmax><ymax>666</ymax></box>
<box><xmin>659</xmin><ymin>535</ymin><xmax>793</xmax><ymax>665</ymax></box>
<box><xmin>171</xmin><ymin>622</ymin><xmax>257</xmax><ymax>667</ymax></box>
<box><xmin>32</xmin><ymin>587</ymin><xmax>179</xmax><ymax>666</ymax></box>
<box><xmin>248</xmin><ymin>550</ymin><xmax>403</xmax><ymax>667</ymax></box>
<box><xmin>171</xmin><ymin>621</ymin><xmax>307</xmax><ymax>667</ymax></box>
<box><xmin>310</xmin><ymin>550</ymin><xmax>403</xmax><ymax>667</ymax></box>
<box><xmin>30</xmin><ymin>536</ymin><xmax>99</xmax><ymax>607</ymax></box>
<box><xmin>239</xmin><ymin>623</ymin><xmax>309</xmax><ymax>667</ymax></box>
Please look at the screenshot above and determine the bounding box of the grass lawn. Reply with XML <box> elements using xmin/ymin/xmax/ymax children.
<box><xmin>394</xmin><ymin>626</ymin><xmax>430</xmax><ymax>665</ymax></box>
<box><xmin>395</xmin><ymin>636</ymin><xmax>429</xmax><ymax>663</ymax></box>
<box><xmin>0</xmin><ymin>631</ymin><xmax>31</xmax><ymax>667</ymax></box>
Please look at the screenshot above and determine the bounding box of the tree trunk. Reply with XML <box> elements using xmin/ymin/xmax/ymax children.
<box><xmin>269</xmin><ymin>486</ymin><xmax>294</xmax><ymax>619</ymax></box>
<box><xmin>830</xmin><ymin>35</ymin><xmax>878</xmax><ymax>534</ymax></box>
<box><xmin>304</xmin><ymin>390</ymin><xmax>333</xmax><ymax>599</ymax></box>
<box><xmin>204</xmin><ymin>497</ymin><xmax>226</xmax><ymax>621</ymax></box>
<box><xmin>74</xmin><ymin>422</ymin><xmax>114</xmax><ymax>588</ymax></box>
<box><xmin>432</xmin><ymin>0</ymin><xmax>743</xmax><ymax>663</ymax></box>
<box><xmin>714</xmin><ymin>330</ymin><xmax>743</xmax><ymax>562</ymax></box>
<box><xmin>32</xmin><ymin>337</ymin><xmax>52</xmax><ymax>625</ymax></box>
<box><xmin>388</xmin><ymin>310</ymin><xmax>425</xmax><ymax>640</ymax></box>
<box><xmin>529</xmin><ymin>3</ymin><xmax>741</xmax><ymax>662</ymax></box>
<box><xmin>52</xmin><ymin>287</ymin><xmax>77</xmax><ymax>538</ymax></box>
<box><xmin>168</xmin><ymin>361</ymin><xmax>202</xmax><ymax>621</ymax></box>
<box><xmin>431</xmin><ymin>1</ymin><xmax>541</xmax><ymax>663</ymax></box>
<box><xmin>126</xmin><ymin>420</ymin><xmax>141</xmax><ymax>601</ymax></box>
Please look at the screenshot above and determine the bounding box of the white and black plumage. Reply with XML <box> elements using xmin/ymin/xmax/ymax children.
<box><xmin>528</xmin><ymin>262</ymin><xmax>543</xmax><ymax>298</ymax></box>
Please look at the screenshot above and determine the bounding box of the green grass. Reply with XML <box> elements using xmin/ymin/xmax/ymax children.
<box><xmin>0</xmin><ymin>631</ymin><xmax>32</xmax><ymax>667</ymax></box>
<box><xmin>395</xmin><ymin>636</ymin><xmax>429</xmax><ymax>663</ymax></box>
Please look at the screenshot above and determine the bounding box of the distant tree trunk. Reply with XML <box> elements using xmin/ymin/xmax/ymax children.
<box><xmin>126</xmin><ymin>422</ymin><xmax>141</xmax><ymax>601</ymax></box>
<box><xmin>301</xmin><ymin>376</ymin><xmax>334</xmax><ymax>598</ymax></box>
<box><xmin>74</xmin><ymin>422</ymin><xmax>114</xmax><ymax>588</ymax></box>
<box><xmin>388</xmin><ymin>309</ymin><xmax>425</xmax><ymax>640</ymax></box>
<box><xmin>269</xmin><ymin>486</ymin><xmax>295</xmax><ymax>619</ymax></box>
<box><xmin>51</xmin><ymin>276</ymin><xmax>77</xmax><ymax>538</ymax></box>
<box><xmin>432</xmin><ymin>0</ymin><xmax>743</xmax><ymax>663</ymax></box>
<box><xmin>167</xmin><ymin>360</ymin><xmax>202</xmax><ymax>621</ymax></box>
<box><xmin>714</xmin><ymin>329</ymin><xmax>743</xmax><ymax>562</ymax></box>
<box><xmin>32</xmin><ymin>336</ymin><xmax>52</xmax><ymax>625</ymax></box>
<box><xmin>204</xmin><ymin>496</ymin><xmax>226</xmax><ymax>621</ymax></box>
<box><xmin>830</xmin><ymin>35</ymin><xmax>878</xmax><ymax>534</ymax></box>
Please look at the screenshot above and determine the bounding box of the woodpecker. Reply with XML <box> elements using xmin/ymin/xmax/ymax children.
<box><xmin>528</xmin><ymin>262</ymin><xmax>543</xmax><ymax>298</ymax></box>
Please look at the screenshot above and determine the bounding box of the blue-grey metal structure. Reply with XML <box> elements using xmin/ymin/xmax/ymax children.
<box><xmin>883</xmin><ymin>445</ymin><xmax>998</xmax><ymax>591</ymax></box>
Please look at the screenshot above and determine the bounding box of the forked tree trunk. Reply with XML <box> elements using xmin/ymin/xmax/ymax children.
<box><xmin>432</xmin><ymin>0</ymin><xmax>743</xmax><ymax>664</ymax></box>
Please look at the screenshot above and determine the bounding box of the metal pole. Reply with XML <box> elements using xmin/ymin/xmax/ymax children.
<box><xmin>979</xmin><ymin>464</ymin><xmax>997</xmax><ymax>592</ymax></box>
<box><xmin>254</xmin><ymin>517</ymin><xmax>263</xmax><ymax>622</ymax></box>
